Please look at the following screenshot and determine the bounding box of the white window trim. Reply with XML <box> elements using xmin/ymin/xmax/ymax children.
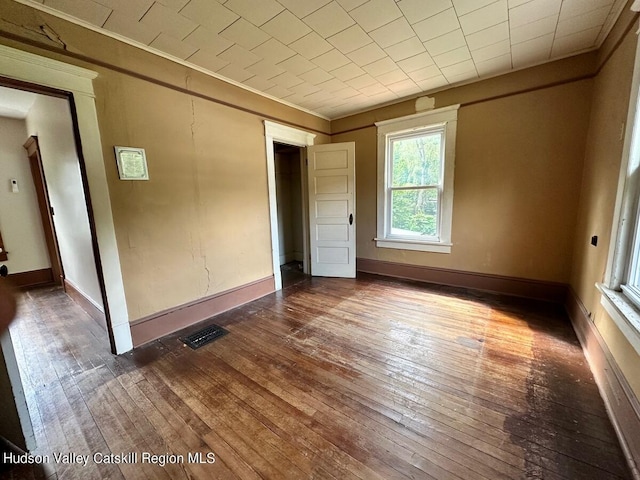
<box><xmin>375</xmin><ymin>105</ymin><xmax>459</xmax><ymax>253</ymax></box>
<box><xmin>599</xmin><ymin>28</ymin><xmax>640</xmax><ymax>356</ymax></box>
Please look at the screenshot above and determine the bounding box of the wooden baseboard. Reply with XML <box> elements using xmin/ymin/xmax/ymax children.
<box><xmin>7</xmin><ymin>268</ymin><xmax>53</xmax><ymax>289</ymax></box>
<box><xmin>64</xmin><ymin>279</ymin><xmax>106</xmax><ymax>331</ymax></box>
<box><xmin>130</xmin><ymin>276</ymin><xmax>275</xmax><ymax>347</ymax></box>
<box><xmin>565</xmin><ymin>288</ymin><xmax>640</xmax><ymax>479</ymax></box>
<box><xmin>357</xmin><ymin>258</ymin><xmax>567</xmax><ymax>302</ymax></box>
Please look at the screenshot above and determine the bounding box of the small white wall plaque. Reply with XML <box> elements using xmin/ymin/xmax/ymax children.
<box><xmin>114</xmin><ymin>146</ymin><xmax>149</xmax><ymax>180</ymax></box>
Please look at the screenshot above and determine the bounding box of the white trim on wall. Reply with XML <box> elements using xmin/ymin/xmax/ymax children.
<box><xmin>0</xmin><ymin>44</ymin><xmax>133</xmax><ymax>354</ymax></box>
<box><xmin>264</xmin><ymin>121</ymin><xmax>315</xmax><ymax>291</ymax></box>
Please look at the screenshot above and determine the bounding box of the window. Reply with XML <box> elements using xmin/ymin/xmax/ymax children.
<box><xmin>599</xmin><ymin>34</ymin><xmax>640</xmax><ymax>355</ymax></box>
<box><xmin>375</xmin><ymin>105</ymin><xmax>459</xmax><ymax>253</ymax></box>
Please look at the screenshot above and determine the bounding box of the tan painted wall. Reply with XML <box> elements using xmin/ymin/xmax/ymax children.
<box><xmin>335</xmin><ymin>78</ymin><xmax>592</xmax><ymax>283</ymax></box>
<box><xmin>571</xmin><ymin>21</ymin><xmax>640</xmax><ymax>398</ymax></box>
<box><xmin>0</xmin><ymin>1</ymin><xmax>329</xmax><ymax>321</ymax></box>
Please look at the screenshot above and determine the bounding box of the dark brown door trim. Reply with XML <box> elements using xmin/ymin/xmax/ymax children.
<box><xmin>23</xmin><ymin>136</ymin><xmax>65</xmax><ymax>288</ymax></box>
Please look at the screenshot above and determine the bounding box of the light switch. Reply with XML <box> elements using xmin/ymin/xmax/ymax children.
<box><xmin>10</xmin><ymin>179</ymin><xmax>18</xmax><ymax>193</ymax></box>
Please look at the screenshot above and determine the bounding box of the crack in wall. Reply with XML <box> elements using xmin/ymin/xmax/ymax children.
<box><xmin>39</xmin><ymin>24</ymin><xmax>66</xmax><ymax>50</ymax></box>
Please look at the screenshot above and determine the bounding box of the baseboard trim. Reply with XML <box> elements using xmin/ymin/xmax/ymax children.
<box><xmin>565</xmin><ymin>288</ymin><xmax>640</xmax><ymax>480</ymax></box>
<box><xmin>8</xmin><ymin>268</ymin><xmax>53</xmax><ymax>288</ymax></box>
<box><xmin>64</xmin><ymin>279</ymin><xmax>106</xmax><ymax>331</ymax></box>
<box><xmin>357</xmin><ymin>258</ymin><xmax>567</xmax><ymax>302</ymax></box>
<box><xmin>130</xmin><ymin>275</ymin><xmax>275</xmax><ymax>347</ymax></box>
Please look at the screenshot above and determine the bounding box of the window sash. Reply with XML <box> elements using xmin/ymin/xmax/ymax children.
<box><xmin>385</xmin><ymin>128</ymin><xmax>445</xmax><ymax>241</ymax></box>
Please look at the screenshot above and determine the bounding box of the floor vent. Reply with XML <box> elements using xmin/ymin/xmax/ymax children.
<box><xmin>181</xmin><ymin>324</ymin><xmax>228</xmax><ymax>350</ymax></box>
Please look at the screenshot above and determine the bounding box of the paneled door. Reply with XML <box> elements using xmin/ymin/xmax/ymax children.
<box><xmin>307</xmin><ymin>143</ymin><xmax>356</xmax><ymax>278</ymax></box>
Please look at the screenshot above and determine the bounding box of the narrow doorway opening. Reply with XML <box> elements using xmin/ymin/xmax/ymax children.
<box><xmin>274</xmin><ymin>142</ymin><xmax>309</xmax><ymax>288</ymax></box>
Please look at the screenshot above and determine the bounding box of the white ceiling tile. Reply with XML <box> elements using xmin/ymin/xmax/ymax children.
<box><xmin>471</xmin><ymin>38</ymin><xmax>510</xmax><ymax>63</ymax></box>
<box><xmin>369</xmin><ymin>17</ymin><xmax>414</xmax><ymax>48</ymax></box>
<box><xmin>509</xmin><ymin>0</ymin><xmax>562</xmax><ymax>28</ymax></box>
<box><xmin>386</xmin><ymin>78</ymin><xmax>421</xmax><ymax>96</ymax></box>
<box><xmin>413</xmin><ymin>8</ymin><xmax>460</xmax><ymax>42</ymax></box>
<box><xmin>359</xmin><ymin>82</ymin><xmax>390</xmax><ymax>96</ymax></box>
<box><xmin>407</xmin><ymin>64</ymin><xmax>442</xmax><ymax>81</ymax></box>
<box><xmin>350</xmin><ymin>0</ymin><xmax>403</xmax><ymax>32</ymax></box>
<box><xmin>277</xmin><ymin>55</ymin><xmax>317</xmax><ymax>75</ymax></box>
<box><xmin>316</xmin><ymin>78</ymin><xmax>349</xmax><ymax>93</ymax></box>
<box><xmin>416</xmin><ymin>74</ymin><xmax>449</xmax><ymax>91</ymax></box>
<box><xmin>508</xmin><ymin>0</ymin><xmax>531</xmax><ymax>7</ymax></box>
<box><xmin>424</xmin><ymin>29</ymin><xmax>466</xmax><ymax>56</ymax></box>
<box><xmin>556</xmin><ymin>6</ymin><xmax>610</xmax><ymax>38</ymax></box>
<box><xmin>140</xmin><ymin>2</ymin><xmax>197</xmax><ymax>38</ymax></box>
<box><xmin>243</xmin><ymin>75</ymin><xmax>276</xmax><ymax>91</ymax></box>
<box><xmin>252</xmin><ymin>38</ymin><xmax>296</xmax><ymax>64</ymax></box>
<box><xmin>300</xmin><ymin>67</ymin><xmax>334</xmax><ymax>85</ymax></box>
<box><xmin>560</xmin><ymin>0</ymin><xmax>614</xmax><ymax>19</ymax></box>
<box><xmin>397</xmin><ymin>51</ymin><xmax>435</xmax><ymax>72</ymax></box>
<box><xmin>289</xmin><ymin>32</ymin><xmax>333</xmax><ymax>59</ymax></box>
<box><xmin>218</xmin><ymin>43</ymin><xmax>260</xmax><ymax>68</ymax></box>
<box><xmin>154</xmin><ymin>0</ymin><xmax>189</xmax><ymax>10</ymax></box>
<box><xmin>276</xmin><ymin>0</ymin><xmax>332</xmax><ymax>19</ymax></box>
<box><xmin>433</xmin><ymin>46</ymin><xmax>471</xmax><ymax>68</ymax></box>
<box><xmin>289</xmin><ymin>82</ymin><xmax>322</xmax><ymax>96</ymax></box>
<box><xmin>510</xmin><ymin>15</ymin><xmax>557</xmax><ymax>44</ymax></box>
<box><xmin>551</xmin><ymin>26</ymin><xmax>601</xmax><ymax>56</ymax></box>
<box><xmin>149</xmin><ymin>32</ymin><xmax>198</xmax><ymax>59</ymax></box>
<box><xmin>459</xmin><ymin>1</ymin><xmax>508</xmax><ymax>35</ymax></box>
<box><xmin>183</xmin><ymin>26</ymin><xmax>233</xmax><ymax>54</ymax></box>
<box><xmin>224</xmin><ymin>0</ymin><xmax>283</xmax><ymax>26</ymax></box>
<box><xmin>336</xmin><ymin>0</ymin><xmax>369</xmax><ymax>11</ymax></box>
<box><xmin>246</xmin><ymin>59</ymin><xmax>285</xmax><ymax>79</ymax></box>
<box><xmin>376</xmin><ymin>69</ymin><xmax>409</xmax><ymax>85</ymax></box>
<box><xmin>270</xmin><ymin>71</ymin><xmax>304</xmax><ymax>89</ymax></box>
<box><xmin>511</xmin><ymin>33</ymin><xmax>553</xmax><ymax>67</ymax></box>
<box><xmin>335</xmin><ymin>86</ymin><xmax>360</xmax><ymax>99</ymax></box>
<box><xmin>261</xmin><ymin>11</ymin><xmax>312</xmax><ymax>45</ymax></box>
<box><xmin>46</xmin><ymin>0</ymin><xmax>112</xmax><ymax>26</ymax></box>
<box><xmin>397</xmin><ymin>0</ymin><xmax>453</xmax><ymax>24</ymax></box>
<box><xmin>179</xmin><ymin>0</ymin><xmax>238</xmax><ymax>33</ymax></box>
<box><xmin>187</xmin><ymin>49</ymin><xmax>230</xmax><ymax>71</ymax></box>
<box><xmin>385</xmin><ymin>37</ymin><xmax>425</xmax><ymax>61</ymax></box>
<box><xmin>327</xmin><ymin>25</ymin><xmax>373</xmax><ymax>54</ymax></box>
<box><xmin>103</xmin><ymin>11</ymin><xmax>160</xmax><ymax>44</ymax></box>
<box><xmin>331</xmin><ymin>62</ymin><xmax>367</xmax><ymax>81</ymax></box>
<box><xmin>475</xmin><ymin>52</ymin><xmax>512</xmax><ymax>76</ymax></box>
<box><xmin>303</xmin><ymin>2</ymin><xmax>355</xmax><ymax>37</ymax></box>
<box><xmin>95</xmin><ymin>0</ymin><xmax>153</xmax><ymax>20</ymax></box>
<box><xmin>440</xmin><ymin>59</ymin><xmax>476</xmax><ymax>79</ymax></box>
<box><xmin>466</xmin><ymin>21</ymin><xmax>509</xmax><ymax>50</ymax></box>
<box><xmin>445</xmin><ymin>69</ymin><xmax>478</xmax><ymax>84</ymax></box>
<box><xmin>313</xmin><ymin>49</ymin><xmax>351</xmax><ymax>71</ymax></box>
<box><xmin>220</xmin><ymin>18</ymin><xmax>270</xmax><ymax>50</ymax></box>
<box><xmin>452</xmin><ymin>0</ymin><xmax>500</xmax><ymax>16</ymax></box>
<box><xmin>347</xmin><ymin>42</ymin><xmax>387</xmax><ymax>66</ymax></box>
<box><xmin>264</xmin><ymin>84</ymin><xmax>294</xmax><ymax>98</ymax></box>
<box><xmin>362</xmin><ymin>57</ymin><xmax>397</xmax><ymax>76</ymax></box>
<box><xmin>346</xmin><ymin>73</ymin><xmax>378</xmax><ymax>88</ymax></box>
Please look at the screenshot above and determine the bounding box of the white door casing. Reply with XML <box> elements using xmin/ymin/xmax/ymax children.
<box><xmin>307</xmin><ymin>143</ymin><xmax>356</xmax><ymax>278</ymax></box>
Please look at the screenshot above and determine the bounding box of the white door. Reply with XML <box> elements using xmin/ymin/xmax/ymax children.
<box><xmin>307</xmin><ymin>142</ymin><xmax>356</xmax><ymax>278</ymax></box>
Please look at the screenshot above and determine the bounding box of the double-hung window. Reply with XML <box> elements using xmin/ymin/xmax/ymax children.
<box><xmin>375</xmin><ymin>105</ymin><xmax>459</xmax><ymax>253</ymax></box>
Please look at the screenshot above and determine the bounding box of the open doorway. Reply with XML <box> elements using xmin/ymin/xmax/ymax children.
<box><xmin>274</xmin><ymin>142</ymin><xmax>308</xmax><ymax>288</ymax></box>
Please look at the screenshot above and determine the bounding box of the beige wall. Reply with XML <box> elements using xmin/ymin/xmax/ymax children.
<box><xmin>571</xmin><ymin>21</ymin><xmax>640</xmax><ymax>398</ymax></box>
<box><xmin>0</xmin><ymin>117</ymin><xmax>50</xmax><ymax>274</ymax></box>
<box><xmin>335</xmin><ymin>75</ymin><xmax>592</xmax><ymax>283</ymax></box>
<box><xmin>0</xmin><ymin>0</ymin><xmax>330</xmax><ymax>321</ymax></box>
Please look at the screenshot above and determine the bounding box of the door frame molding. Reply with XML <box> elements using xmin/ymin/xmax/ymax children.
<box><xmin>0</xmin><ymin>44</ymin><xmax>133</xmax><ymax>354</ymax></box>
<box><xmin>264</xmin><ymin>121</ymin><xmax>315</xmax><ymax>291</ymax></box>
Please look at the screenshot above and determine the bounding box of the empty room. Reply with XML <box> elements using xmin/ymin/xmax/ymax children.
<box><xmin>0</xmin><ymin>0</ymin><xmax>639</xmax><ymax>478</ymax></box>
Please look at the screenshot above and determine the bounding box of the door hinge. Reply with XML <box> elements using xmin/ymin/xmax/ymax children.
<box><xmin>50</xmin><ymin>206</ymin><xmax>55</xmax><ymax>216</ymax></box>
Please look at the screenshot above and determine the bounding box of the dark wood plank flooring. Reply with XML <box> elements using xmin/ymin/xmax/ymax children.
<box><xmin>0</xmin><ymin>274</ymin><xmax>633</xmax><ymax>479</ymax></box>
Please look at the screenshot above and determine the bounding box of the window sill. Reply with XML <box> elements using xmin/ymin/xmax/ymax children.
<box><xmin>374</xmin><ymin>237</ymin><xmax>452</xmax><ymax>253</ymax></box>
<box><xmin>597</xmin><ymin>283</ymin><xmax>640</xmax><ymax>356</ymax></box>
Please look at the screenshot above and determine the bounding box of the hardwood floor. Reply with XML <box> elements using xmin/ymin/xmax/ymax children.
<box><xmin>0</xmin><ymin>275</ymin><xmax>633</xmax><ymax>479</ymax></box>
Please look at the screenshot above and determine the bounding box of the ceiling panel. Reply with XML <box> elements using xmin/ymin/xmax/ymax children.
<box><xmin>25</xmin><ymin>0</ymin><xmax>628</xmax><ymax>119</ymax></box>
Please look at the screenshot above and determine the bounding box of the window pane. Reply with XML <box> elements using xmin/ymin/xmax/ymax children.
<box><xmin>391</xmin><ymin>132</ymin><xmax>442</xmax><ymax>187</ymax></box>
<box><xmin>391</xmin><ymin>188</ymin><xmax>438</xmax><ymax>237</ymax></box>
